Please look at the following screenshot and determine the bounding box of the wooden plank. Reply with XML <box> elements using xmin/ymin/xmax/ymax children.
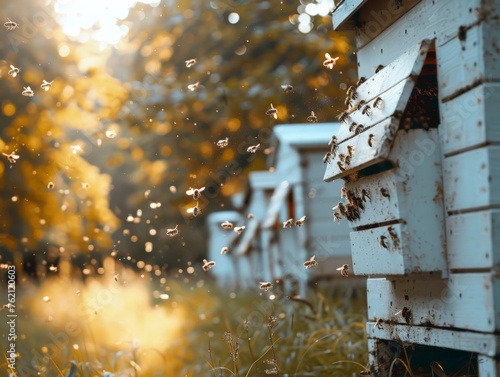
<box><xmin>438</xmin><ymin>21</ymin><xmax>500</xmax><ymax>101</ymax></box>
<box><xmin>443</xmin><ymin>146</ymin><xmax>500</xmax><ymax>213</ymax></box>
<box><xmin>367</xmin><ymin>322</ymin><xmax>500</xmax><ymax>357</ymax></box>
<box><xmin>367</xmin><ymin>273</ymin><xmax>500</xmax><ymax>333</ymax></box>
<box><xmin>324</xmin><ymin>117</ymin><xmax>396</xmax><ymax>182</ymax></box>
<box><xmin>332</xmin><ymin>0</ymin><xmax>367</xmax><ymax>31</ymax></box>
<box><xmin>446</xmin><ymin>209</ymin><xmax>500</xmax><ymax>270</ymax></box>
<box><xmin>355</xmin><ymin>0</ymin><xmax>492</xmax><ymax>79</ymax></box>
<box><xmin>439</xmin><ymin>83</ymin><xmax>500</xmax><ymax>156</ymax></box>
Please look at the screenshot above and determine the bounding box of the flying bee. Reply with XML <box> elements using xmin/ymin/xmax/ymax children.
<box><xmin>356</xmin><ymin>77</ymin><xmax>367</xmax><ymax>86</ymax></box>
<box><xmin>303</xmin><ymin>255</ymin><xmax>318</xmax><ymax>269</ymax></box>
<box><xmin>379</xmin><ymin>235</ymin><xmax>388</xmax><ymax>249</ymax></box>
<box><xmin>282</xmin><ymin>218</ymin><xmax>293</xmax><ymax>228</ymax></box>
<box><xmin>259</xmin><ymin>281</ymin><xmax>273</xmax><ymax>291</ymax></box>
<box><xmin>368</xmin><ymin>134</ymin><xmax>375</xmax><ymax>147</ymax></box>
<box><xmin>336</xmin><ymin>264</ymin><xmax>349</xmax><ymax>277</ymax></box>
<box><xmin>186</xmin><ymin>187</ymin><xmax>205</xmax><ymax>200</ymax></box>
<box><xmin>220</xmin><ymin>246</ymin><xmax>229</xmax><ymax>254</ymax></box>
<box><xmin>187</xmin><ymin>202</ymin><xmax>202</xmax><ymax>216</ymax></box>
<box><xmin>380</xmin><ymin>187</ymin><xmax>390</xmax><ymax>199</ymax></box>
<box><xmin>361</xmin><ymin>189</ymin><xmax>371</xmax><ymax>202</ymax></box>
<box><xmin>247</xmin><ymin>144</ymin><xmax>260</xmax><ymax>153</ymax></box>
<box><xmin>337</xmin><ymin>111</ymin><xmax>349</xmax><ymax>124</ymax></box>
<box><xmin>322</xmin><ymin>151</ymin><xmax>332</xmax><ymax>164</ymax></box>
<box><xmin>2</xmin><ymin>152</ymin><xmax>19</xmax><ymax>164</ymax></box>
<box><xmin>337</xmin><ymin>160</ymin><xmax>345</xmax><ymax>172</ymax></box>
<box><xmin>166</xmin><ymin>225</ymin><xmax>179</xmax><ymax>237</ymax></box>
<box><xmin>373</xmin><ymin>318</ymin><xmax>383</xmax><ymax>330</ymax></box>
<box><xmin>323</xmin><ymin>52</ymin><xmax>339</xmax><ymax>69</ymax></box>
<box><xmin>355</xmin><ymin>124</ymin><xmax>365</xmax><ymax>135</ymax></box>
<box><xmin>373</xmin><ymin>97</ymin><xmax>383</xmax><ymax>109</ymax></box>
<box><xmin>395</xmin><ymin>307</ymin><xmax>412</xmax><ymax>324</ymax></box>
<box><xmin>185</xmin><ymin>58</ymin><xmax>197</xmax><ymax>68</ymax></box>
<box><xmin>349</xmin><ymin>122</ymin><xmax>358</xmax><ymax>133</ymax></box>
<box><xmin>281</xmin><ymin>84</ymin><xmax>294</xmax><ymax>93</ymax></box>
<box><xmin>346</xmin><ymin>145</ymin><xmax>355</xmax><ymax>157</ymax></box>
<box><xmin>295</xmin><ymin>215</ymin><xmax>306</xmax><ymax>227</ymax></box>
<box><xmin>202</xmin><ymin>259</ymin><xmax>216</xmax><ymax>271</ymax></box>
<box><xmin>8</xmin><ymin>65</ymin><xmax>20</xmax><ymax>77</ymax></box>
<box><xmin>247</xmin><ymin>213</ymin><xmax>254</xmax><ymax>219</ymax></box>
<box><xmin>4</xmin><ymin>18</ymin><xmax>18</xmax><ymax>30</ymax></box>
<box><xmin>234</xmin><ymin>226</ymin><xmax>245</xmax><ymax>234</ymax></box>
<box><xmin>266</xmin><ymin>103</ymin><xmax>278</xmax><ymax>119</ymax></box>
<box><xmin>221</xmin><ymin>221</ymin><xmax>234</xmax><ymax>229</ymax></box>
<box><xmin>187</xmin><ymin>82</ymin><xmax>200</xmax><ymax>91</ymax></box>
<box><xmin>217</xmin><ymin>137</ymin><xmax>229</xmax><ymax>148</ymax></box>
<box><xmin>307</xmin><ymin>111</ymin><xmax>318</xmax><ymax>123</ymax></box>
<box><xmin>362</xmin><ymin>105</ymin><xmax>372</xmax><ymax>116</ymax></box>
<box><xmin>333</xmin><ymin>210</ymin><xmax>342</xmax><ymax>223</ymax></box>
<box><xmin>22</xmin><ymin>86</ymin><xmax>34</xmax><ymax>97</ymax></box>
<box><xmin>40</xmin><ymin>80</ymin><xmax>54</xmax><ymax>91</ymax></box>
<box><xmin>375</xmin><ymin>64</ymin><xmax>384</xmax><ymax>73</ymax></box>
<box><xmin>337</xmin><ymin>202</ymin><xmax>347</xmax><ymax>217</ymax></box>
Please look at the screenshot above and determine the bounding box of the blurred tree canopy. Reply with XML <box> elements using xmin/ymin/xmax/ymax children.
<box><xmin>0</xmin><ymin>0</ymin><xmax>356</xmax><ymax>275</ymax></box>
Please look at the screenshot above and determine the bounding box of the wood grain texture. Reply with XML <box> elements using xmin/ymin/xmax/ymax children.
<box><xmin>443</xmin><ymin>146</ymin><xmax>500</xmax><ymax>213</ymax></box>
<box><xmin>367</xmin><ymin>321</ymin><xmax>500</xmax><ymax>357</ymax></box>
<box><xmin>446</xmin><ymin>209</ymin><xmax>500</xmax><ymax>270</ymax></box>
<box><xmin>439</xmin><ymin>83</ymin><xmax>500</xmax><ymax>156</ymax></box>
<box><xmin>367</xmin><ymin>272</ymin><xmax>500</xmax><ymax>333</ymax></box>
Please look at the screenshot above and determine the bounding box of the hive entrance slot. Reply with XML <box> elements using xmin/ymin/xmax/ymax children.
<box><xmin>399</xmin><ymin>49</ymin><xmax>440</xmax><ymax>131</ymax></box>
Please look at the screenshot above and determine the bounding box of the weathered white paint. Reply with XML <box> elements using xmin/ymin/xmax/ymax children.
<box><xmin>446</xmin><ymin>209</ymin><xmax>500</xmax><ymax>270</ymax></box>
<box><xmin>443</xmin><ymin>146</ymin><xmax>500</xmax><ymax>213</ymax></box>
<box><xmin>331</xmin><ymin>0</ymin><xmax>368</xmax><ymax>30</ymax></box>
<box><xmin>439</xmin><ymin>83</ymin><xmax>500</xmax><ymax>156</ymax></box>
<box><xmin>367</xmin><ymin>322</ymin><xmax>500</xmax><ymax>357</ymax></box>
<box><xmin>367</xmin><ymin>272</ymin><xmax>500</xmax><ymax>333</ymax></box>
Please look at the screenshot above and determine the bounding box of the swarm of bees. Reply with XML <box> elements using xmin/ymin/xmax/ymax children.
<box><xmin>4</xmin><ymin>18</ymin><xmax>18</xmax><ymax>30</ymax></box>
<box><xmin>333</xmin><ymin>186</ymin><xmax>370</xmax><ymax>223</ymax></box>
<box><xmin>323</xmin><ymin>53</ymin><xmax>339</xmax><ymax>69</ymax></box>
<box><xmin>202</xmin><ymin>259</ymin><xmax>216</xmax><ymax>271</ymax></box>
<box><xmin>186</xmin><ymin>187</ymin><xmax>205</xmax><ymax>200</ymax></box>
<box><xmin>303</xmin><ymin>255</ymin><xmax>318</xmax><ymax>269</ymax></box>
<box><xmin>336</xmin><ymin>264</ymin><xmax>349</xmax><ymax>277</ymax></box>
<box><xmin>166</xmin><ymin>225</ymin><xmax>179</xmax><ymax>237</ymax></box>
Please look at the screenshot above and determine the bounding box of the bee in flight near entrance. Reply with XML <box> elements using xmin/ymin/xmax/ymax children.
<box><xmin>303</xmin><ymin>255</ymin><xmax>318</xmax><ymax>269</ymax></box>
<box><xmin>295</xmin><ymin>215</ymin><xmax>306</xmax><ymax>227</ymax></box>
<box><xmin>187</xmin><ymin>82</ymin><xmax>200</xmax><ymax>91</ymax></box>
<box><xmin>186</xmin><ymin>187</ymin><xmax>205</xmax><ymax>200</ymax></box>
<box><xmin>166</xmin><ymin>225</ymin><xmax>179</xmax><ymax>237</ymax></box>
<box><xmin>22</xmin><ymin>86</ymin><xmax>34</xmax><ymax>97</ymax></box>
<box><xmin>221</xmin><ymin>221</ymin><xmax>233</xmax><ymax>229</ymax></box>
<box><xmin>187</xmin><ymin>202</ymin><xmax>202</xmax><ymax>217</ymax></box>
<box><xmin>247</xmin><ymin>144</ymin><xmax>260</xmax><ymax>153</ymax></box>
<box><xmin>323</xmin><ymin>52</ymin><xmax>339</xmax><ymax>69</ymax></box>
<box><xmin>220</xmin><ymin>246</ymin><xmax>229</xmax><ymax>254</ymax></box>
<box><xmin>234</xmin><ymin>226</ymin><xmax>245</xmax><ymax>234</ymax></box>
<box><xmin>185</xmin><ymin>58</ymin><xmax>197</xmax><ymax>68</ymax></box>
<box><xmin>259</xmin><ymin>282</ymin><xmax>272</xmax><ymax>291</ymax></box>
<box><xmin>202</xmin><ymin>259</ymin><xmax>216</xmax><ymax>271</ymax></box>
<box><xmin>217</xmin><ymin>137</ymin><xmax>229</xmax><ymax>148</ymax></box>
<box><xmin>8</xmin><ymin>65</ymin><xmax>20</xmax><ymax>77</ymax></box>
<box><xmin>336</xmin><ymin>264</ymin><xmax>349</xmax><ymax>277</ymax></box>
<box><xmin>4</xmin><ymin>18</ymin><xmax>18</xmax><ymax>30</ymax></box>
<box><xmin>307</xmin><ymin>111</ymin><xmax>318</xmax><ymax>123</ymax></box>
<box><xmin>266</xmin><ymin>103</ymin><xmax>278</xmax><ymax>119</ymax></box>
<box><xmin>373</xmin><ymin>318</ymin><xmax>383</xmax><ymax>330</ymax></box>
<box><xmin>2</xmin><ymin>151</ymin><xmax>19</xmax><ymax>164</ymax></box>
<box><xmin>40</xmin><ymin>80</ymin><xmax>54</xmax><ymax>91</ymax></box>
<box><xmin>282</xmin><ymin>218</ymin><xmax>293</xmax><ymax>228</ymax></box>
<box><xmin>281</xmin><ymin>84</ymin><xmax>293</xmax><ymax>93</ymax></box>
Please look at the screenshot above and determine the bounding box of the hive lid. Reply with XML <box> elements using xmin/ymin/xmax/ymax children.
<box><xmin>324</xmin><ymin>39</ymin><xmax>434</xmax><ymax>182</ymax></box>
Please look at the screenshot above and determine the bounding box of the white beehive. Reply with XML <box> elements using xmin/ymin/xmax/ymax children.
<box><xmin>327</xmin><ymin>0</ymin><xmax>500</xmax><ymax>375</ymax></box>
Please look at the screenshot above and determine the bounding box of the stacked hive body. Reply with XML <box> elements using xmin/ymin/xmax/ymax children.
<box><xmin>326</xmin><ymin>0</ymin><xmax>500</xmax><ymax>375</ymax></box>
